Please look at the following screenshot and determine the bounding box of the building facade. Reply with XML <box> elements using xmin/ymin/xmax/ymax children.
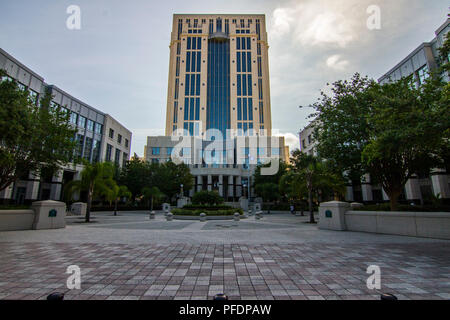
<box><xmin>165</xmin><ymin>14</ymin><xmax>272</xmax><ymax>138</ymax></box>
<box><xmin>146</xmin><ymin>14</ymin><xmax>286</xmax><ymax>202</ymax></box>
<box><xmin>299</xmin><ymin>19</ymin><xmax>450</xmax><ymax>204</ymax></box>
<box><xmin>0</xmin><ymin>48</ymin><xmax>132</xmax><ymax>204</ymax></box>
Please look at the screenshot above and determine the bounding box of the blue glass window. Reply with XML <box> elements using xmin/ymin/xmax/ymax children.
<box><xmin>187</xmin><ymin>37</ymin><xmax>191</xmax><ymax>50</ymax></box>
<box><xmin>247</xmin><ymin>74</ymin><xmax>252</xmax><ymax>95</ymax></box>
<box><xmin>190</xmin><ymin>74</ymin><xmax>195</xmax><ymax>95</ymax></box>
<box><xmin>237</xmin><ymin>52</ymin><xmax>241</xmax><ymax>72</ymax></box>
<box><xmin>189</xmin><ymin>97</ymin><xmax>194</xmax><ymax>120</ymax></box>
<box><xmin>197</xmin><ymin>52</ymin><xmax>201</xmax><ymax>72</ymax></box>
<box><xmin>248</xmin><ymin>98</ymin><xmax>253</xmax><ymax>120</ymax></box>
<box><xmin>243</xmin><ymin>98</ymin><xmax>247</xmax><ymax>121</ymax></box>
<box><xmin>196</xmin><ymin>74</ymin><xmax>200</xmax><ymax>95</ymax></box>
<box><xmin>184</xmin><ymin>98</ymin><xmax>189</xmax><ymax>120</ymax></box>
<box><xmin>185</xmin><ymin>74</ymin><xmax>190</xmax><ymax>95</ymax></box>
<box><xmin>152</xmin><ymin>147</ymin><xmax>160</xmax><ymax>155</ymax></box>
<box><xmin>186</xmin><ymin>52</ymin><xmax>191</xmax><ymax>72</ymax></box>
<box><xmin>195</xmin><ymin>98</ymin><xmax>200</xmax><ymax>120</ymax></box>
<box><xmin>237</xmin><ymin>98</ymin><xmax>242</xmax><ymax>121</ymax></box>
<box><xmin>237</xmin><ymin>75</ymin><xmax>241</xmax><ymax>96</ymax></box>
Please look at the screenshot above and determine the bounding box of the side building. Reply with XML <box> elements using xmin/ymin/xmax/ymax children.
<box><xmin>0</xmin><ymin>48</ymin><xmax>132</xmax><ymax>204</ymax></box>
<box><xmin>299</xmin><ymin>19</ymin><xmax>450</xmax><ymax>204</ymax></box>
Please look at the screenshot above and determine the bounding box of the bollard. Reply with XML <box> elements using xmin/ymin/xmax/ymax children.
<box><xmin>233</xmin><ymin>212</ymin><xmax>240</xmax><ymax>221</ymax></box>
<box><xmin>47</xmin><ymin>292</ymin><xmax>64</xmax><ymax>300</ymax></box>
<box><xmin>255</xmin><ymin>213</ymin><xmax>261</xmax><ymax>220</ymax></box>
<box><xmin>200</xmin><ymin>213</ymin><xmax>206</xmax><ymax>222</ymax></box>
<box><xmin>149</xmin><ymin>211</ymin><xmax>155</xmax><ymax>220</ymax></box>
<box><xmin>166</xmin><ymin>212</ymin><xmax>173</xmax><ymax>221</ymax></box>
<box><xmin>213</xmin><ymin>293</ymin><xmax>228</xmax><ymax>300</ymax></box>
<box><xmin>380</xmin><ymin>293</ymin><xmax>398</xmax><ymax>301</ymax></box>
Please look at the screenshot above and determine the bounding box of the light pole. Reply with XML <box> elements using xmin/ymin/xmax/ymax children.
<box><xmin>180</xmin><ymin>184</ymin><xmax>183</xmax><ymax>197</ymax></box>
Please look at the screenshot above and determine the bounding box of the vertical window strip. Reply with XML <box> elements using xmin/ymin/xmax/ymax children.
<box><xmin>248</xmin><ymin>98</ymin><xmax>253</xmax><ymax>121</ymax></box>
<box><xmin>237</xmin><ymin>98</ymin><xmax>242</xmax><ymax>121</ymax></box>
<box><xmin>186</xmin><ymin>52</ymin><xmax>191</xmax><ymax>72</ymax></box>
<box><xmin>184</xmin><ymin>98</ymin><xmax>189</xmax><ymax>120</ymax></box>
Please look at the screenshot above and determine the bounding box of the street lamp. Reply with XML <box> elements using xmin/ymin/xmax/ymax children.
<box><xmin>180</xmin><ymin>184</ymin><xmax>184</xmax><ymax>197</ymax></box>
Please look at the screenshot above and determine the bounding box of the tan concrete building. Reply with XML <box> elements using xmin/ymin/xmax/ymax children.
<box><xmin>165</xmin><ymin>14</ymin><xmax>272</xmax><ymax>138</ymax></box>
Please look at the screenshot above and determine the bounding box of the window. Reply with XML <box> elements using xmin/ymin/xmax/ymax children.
<box><xmin>302</xmin><ymin>139</ymin><xmax>306</xmax><ymax>149</ymax></box>
<box><xmin>152</xmin><ymin>147</ymin><xmax>160</xmax><ymax>155</ymax></box>
<box><xmin>122</xmin><ymin>153</ymin><xmax>128</xmax><ymax>167</ymax></box>
<box><xmin>92</xmin><ymin>140</ymin><xmax>101</xmax><ymax>163</ymax></box>
<box><xmin>125</xmin><ymin>139</ymin><xmax>129</xmax><ymax>148</ymax></box>
<box><xmin>95</xmin><ymin>123</ymin><xmax>103</xmax><ymax>134</ymax></box>
<box><xmin>417</xmin><ymin>65</ymin><xmax>429</xmax><ymax>85</ymax></box>
<box><xmin>167</xmin><ymin>147</ymin><xmax>174</xmax><ymax>155</ymax></box>
<box><xmin>70</xmin><ymin>112</ymin><xmax>78</xmax><ymax>125</ymax></box>
<box><xmin>87</xmin><ymin>120</ymin><xmax>94</xmax><ymax>131</ymax></box>
<box><xmin>106</xmin><ymin>144</ymin><xmax>113</xmax><ymax>161</ymax></box>
<box><xmin>118</xmin><ymin>134</ymin><xmax>122</xmax><ymax>144</ymax></box>
<box><xmin>78</xmin><ymin>115</ymin><xmax>86</xmax><ymax>128</ymax></box>
<box><xmin>115</xmin><ymin>149</ymin><xmax>121</xmax><ymax>165</ymax></box>
<box><xmin>308</xmin><ymin>135</ymin><xmax>312</xmax><ymax>144</ymax></box>
<box><xmin>271</xmin><ymin>148</ymin><xmax>280</xmax><ymax>156</ymax></box>
<box><xmin>83</xmin><ymin>137</ymin><xmax>93</xmax><ymax>160</ymax></box>
<box><xmin>152</xmin><ymin>159</ymin><xmax>160</xmax><ymax>164</ymax></box>
<box><xmin>257</xmin><ymin>148</ymin><xmax>265</xmax><ymax>155</ymax></box>
<box><xmin>109</xmin><ymin>128</ymin><xmax>114</xmax><ymax>139</ymax></box>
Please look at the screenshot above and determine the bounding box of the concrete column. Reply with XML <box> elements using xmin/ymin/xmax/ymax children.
<box><xmin>361</xmin><ymin>174</ymin><xmax>373</xmax><ymax>202</ymax></box>
<box><xmin>218</xmin><ymin>175</ymin><xmax>223</xmax><ymax>197</ymax></box>
<box><xmin>0</xmin><ymin>184</ymin><xmax>13</xmax><ymax>200</ymax></box>
<box><xmin>197</xmin><ymin>175</ymin><xmax>203</xmax><ymax>192</ymax></box>
<box><xmin>405</xmin><ymin>176</ymin><xmax>422</xmax><ymax>201</ymax></box>
<box><xmin>345</xmin><ymin>184</ymin><xmax>354</xmax><ymax>202</ymax></box>
<box><xmin>207</xmin><ymin>175</ymin><xmax>212</xmax><ymax>191</ymax></box>
<box><xmin>431</xmin><ymin>171</ymin><xmax>450</xmax><ymax>199</ymax></box>
<box><xmin>25</xmin><ymin>172</ymin><xmax>40</xmax><ymax>201</ymax></box>
<box><xmin>236</xmin><ymin>176</ymin><xmax>242</xmax><ymax>198</ymax></box>
<box><xmin>50</xmin><ymin>171</ymin><xmax>63</xmax><ymax>201</ymax></box>
<box><xmin>228</xmin><ymin>176</ymin><xmax>234</xmax><ymax>199</ymax></box>
<box><xmin>382</xmin><ymin>188</ymin><xmax>390</xmax><ymax>201</ymax></box>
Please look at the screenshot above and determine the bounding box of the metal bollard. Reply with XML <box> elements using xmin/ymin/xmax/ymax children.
<box><xmin>149</xmin><ymin>211</ymin><xmax>155</xmax><ymax>219</ymax></box>
<box><xmin>166</xmin><ymin>212</ymin><xmax>173</xmax><ymax>221</ymax></box>
<box><xmin>233</xmin><ymin>212</ymin><xmax>240</xmax><ymax>221</ymax></box>
<box><xmin>199</xmin><ymin>213</ymin><xmax>207</xmax><ymax>222</ymax></box>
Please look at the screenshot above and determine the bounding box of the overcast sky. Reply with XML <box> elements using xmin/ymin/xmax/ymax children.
<box><xmin>0</xmin><ymin>0</ymin><xmax>448</xmax><ymax>156</ymax></box>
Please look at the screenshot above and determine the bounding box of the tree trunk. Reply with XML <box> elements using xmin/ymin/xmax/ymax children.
<box><xmin>86</xmin><ymin>185</ymin><xmax>93</xmax><ymax>223</ymax></box>
<box><xmin>114</xmin><ymin>199</ymin><xmax>118</xmax><ymax>216</ymax></box>
<box><xmin>308</xmin><ymin>188</ymin><xmax>315</xmax><ymax>223</ymax></box>
<box><xmin>388</xmin><ymin>190</ymin><xmax>400</xmax><ymax>211</ymax></box>
<box><xmin>151</xmin><ymin>197</ymin><xmax>154</xmax><ymax>211</ymax></box>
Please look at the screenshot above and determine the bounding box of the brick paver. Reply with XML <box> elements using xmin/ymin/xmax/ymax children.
<box><xmin>0</xmin><ymin>241</ymin><xmax>449</xmax><ymax>300</ymax></box>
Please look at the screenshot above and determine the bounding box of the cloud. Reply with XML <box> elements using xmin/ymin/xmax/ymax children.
<box><xmin>326</xmin><ymin>54</ymin><xmax>350</xmax><ymax>70</ymax></box>
<box><xmin>273</xmin><ymin>131</ymin><xmax>300</xmax><ymax>153</ymax></box>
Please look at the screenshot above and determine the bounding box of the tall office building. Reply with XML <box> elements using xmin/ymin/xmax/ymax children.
<box><xmin>146</xmin><ymin>14</ymin><xmax>287</xmax><ymax>202</ymax></box>
<box><xmin>165</xmin><ymin>14</ymin><xmax>272</xmax><ymax>138</ymax></box>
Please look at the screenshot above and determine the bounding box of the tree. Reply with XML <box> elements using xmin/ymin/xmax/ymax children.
<box><xmin>192</xmin><ymin>190</ymin><xmax>223</xmax><ymax>206</ymax></box>
<box><xmin>152</xmin><ymin>161</ymin><xmax>194</xmax><ymax>201</ymax></box>
<box><xmin>281</xmin><ymin>154</ymin><xmax>345</xmax><ymax>223</ymax></box>
<box><xmin>254</xmin><ymin>183</ymin><xmax>279</xmax><ymax>213</ymax></box>
<box><xmin>105</xmin><ymin>183</ymin><xmax>131</xmax><ymax>216</ymax></box>
<box><xmin>361</xmin><ymin>76</ymin><xmax>446</xmax><ymax>210</ymax></box>
<box><xmin>312</xmin><ymin>72</ymin><xmax>448</xmax><ymax>211</ymax></box>
<box><xmin>65</xmin><ymin>161</ymin><xmax>115</xmax><ymax>222</ymax></box>
<box><xmin>141</xmin><ymin>186</ymin><xmax>164</xmax><ymax>211</ymax></box>
<box><xmin>118</xmin><ymin>157</ymin><xmax>152</xmax><ymax>201</ymax></box>
<box><xmin>0</xmin><ymin>71</ymin><xmax>77</xmax><ymax>193</ymax></box>
<box><xmin>253</xmin><ymin>159</ymin><xmax>288</xmax><ymax>186</ymax></box>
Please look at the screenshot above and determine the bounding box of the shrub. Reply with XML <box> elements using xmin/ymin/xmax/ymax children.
<box><xmin>172</xmin><ymin>208</ymin><xmax>243</xmax><ymax>216</ymax></box>
<box><xmin>182</xmin><ymin>204</ymin><xmax>233</xmax><ymax>211</ymax></box>
<box><xmin>353</xmin><ymin>203</ymin><xmax>450</xmax><ymax>212</ymax></box>
<box><xmin>192</xmin><ymin>190</ymin><xmax>224</xmax><ymax>206</ymax></box>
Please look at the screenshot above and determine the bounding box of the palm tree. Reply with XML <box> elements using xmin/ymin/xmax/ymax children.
<box><xmin>65</xmin><ymin>161</ymin><xmax>115</xmax><ymax>222</ymax></box>
<box><xmin>285</xmin><ymin>155</ymin><xmax>345</xmax><ymax>223</ymax></box>
<box><xmin>105</xmin><ymin>183</ymin><xmax>131</xmax><ymax>216</ymax></box>
<box><xmin>141</xmin><ymin>186</ymin><xmax>165</xmax><ymax>211</ymax></box>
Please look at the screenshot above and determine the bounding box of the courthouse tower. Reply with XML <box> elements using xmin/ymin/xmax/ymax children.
<box><xmin>165</xmin><ymin>14</ymin><xmax>272</xmax><ymax>138</ymax></box>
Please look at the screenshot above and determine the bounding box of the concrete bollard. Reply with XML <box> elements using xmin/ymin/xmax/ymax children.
<box><xmin>149</xmin><ymin>211</ymin><xmax>155</xmax><ymax>220</ymax></box>
<box><xmin>233</xmin><ymin>212</ymin><xmax>240</xmax><ymax>221</ymax></box>
<box><xmin>199</xmin><ymin>213</ymin><xmax>206</xmax><ymax>222</ymax></box>
<box><xmin>166</xmin><ymin>212</ymin><xmax>173</xmax><ymax>221</ymax></box>
<box><xmin>255</xmin><ymin>212</ymin><xmax>261</xmax><ymax>220</ymax></box>
<box><xmin>350</xmin><ymin>202</ymin><xmax>364</xmax><ymax>209</ymax></box>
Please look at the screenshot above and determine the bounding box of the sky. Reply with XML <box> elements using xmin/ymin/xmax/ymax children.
<box><xmin>0</xmin><ymin>0</ymin><xmax>448</xmax><ymax>156</ymax></box>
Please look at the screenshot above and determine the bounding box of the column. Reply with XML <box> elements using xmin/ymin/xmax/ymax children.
<box><xmin>431</xmin><ymin>170</ymin><xmax>450</xmax><ymax>199</ymax></box>
<box><xmin>0</xmin><ymin>184</ymin><xmax>13</xmax><ymax>201</ymax></box>
<box><xmin>50</xmin><ymin>170</ymin><xmax>63</xmax><ymax>201</ymax></box>
<box><xmin>207</xmin><ymin>175</ymin><xmax>212</xmax><ymax>191</ymax></box>
<box><xmin>25</xmin><ymin>172</ymin><xmax>40</xmax><ymax>201</ymax></box>
<box><xmin>218</xmin><ymin>175</ymin><xmax>223</xmax><ymax>197</ymax></box>
<box><xmin>382</xmin><ymin>188</ymin><xmax>389</xmax><ymax>201</ymax></box>
<box><xmin>228</xmin><ymin>176</ymin><xmax>234</xmax><ymax>200</ymax></box>
<box><xmin>404</xmin><ymin>176</ymin><xmax>422</xmax><ymax>201</ymax></box>
<box><xmin>197</xmin><ymin>175</ymin><xmax>203</xmax><ymax>192</ymax></box>
<box><xmin>236</xmin><ymin>176</ymin><xmax>242</xmax><ymax>198</ymax></box>
<box><xmin>361</xmin><ymin>174</ymin><xmax>373</xmax><ymax>202</ymax></box>
<box><xmin>345</xmin><ymin>182</ymin><xmax>354</xmax><ymax>202</ymax></box>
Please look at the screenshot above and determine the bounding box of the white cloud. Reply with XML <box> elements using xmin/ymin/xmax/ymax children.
<box><xmin>273</xmin><ymin>131</ymin><xmax>300</xmax><ymax>153</ymax></box>
<box><xmin>326</xmin><ymin>54</ymin><xmax>350</xmax><ymax>70</ymax></box>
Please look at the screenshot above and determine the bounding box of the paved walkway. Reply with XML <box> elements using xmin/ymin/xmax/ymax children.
<box><xmin>0</xmin><ymin>212</ymin><xmax>449</xmax><ymax>300</ymax></box>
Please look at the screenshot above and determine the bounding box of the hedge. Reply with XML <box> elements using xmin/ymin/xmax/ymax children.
<box><xmin>171</xmin><ymin>208</ymin><xmax>243</xmax><ymax>216</ymax></box>
<box><xmin>353</xmin><ymin>203</ymin><xmax>450</xmax><ymax>212</ymax></box>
